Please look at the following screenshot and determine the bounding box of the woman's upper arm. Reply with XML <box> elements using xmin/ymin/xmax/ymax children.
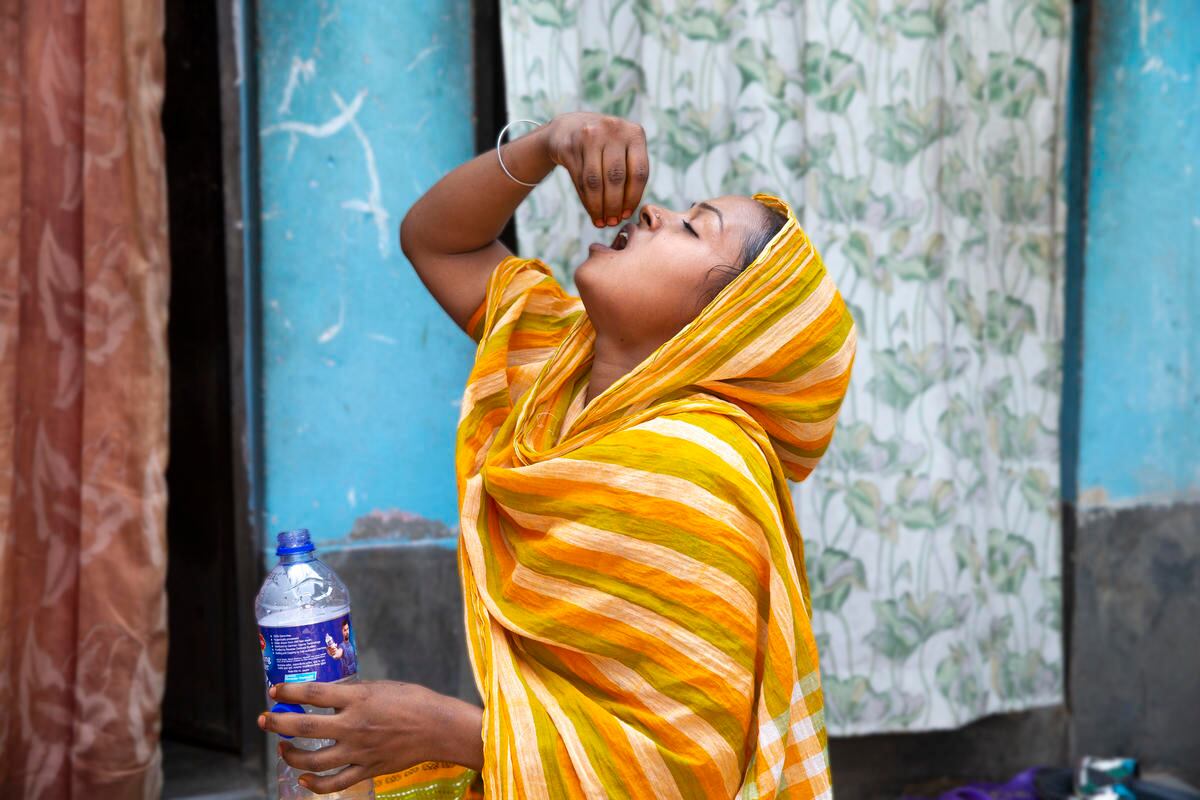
<box><xmin>400</xmin><ymin>231</ymin><xmax>513</xmax><ymax>335</ymax></box>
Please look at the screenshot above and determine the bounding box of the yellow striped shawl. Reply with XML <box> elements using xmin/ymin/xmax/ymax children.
<box><xmin>378</xmin><ymin>193</ymin><xmax>855</xmax><ymax>799</ymax></box>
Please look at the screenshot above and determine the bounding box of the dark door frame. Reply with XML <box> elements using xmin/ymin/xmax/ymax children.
<box><xmin>215</xmin><ymin>0</ymin><xmax>269</xmax><ymax>784</ymax></box>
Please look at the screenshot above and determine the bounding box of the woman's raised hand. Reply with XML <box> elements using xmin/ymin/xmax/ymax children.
<box><xmin>544</xmin><ymin>112</ymin><xmax>650</xmax><ymax>228</ymax></box>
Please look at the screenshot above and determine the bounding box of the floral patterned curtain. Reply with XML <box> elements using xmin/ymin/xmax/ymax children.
<box><xmin>0</xmin><ymin>0</ymin><xmax>170</xmax><ymax>795</ymax></box>
<box><xmin>500</xmin><ymin>0</ymin><xmax>1069</xmax><ymax>733</ymax></box>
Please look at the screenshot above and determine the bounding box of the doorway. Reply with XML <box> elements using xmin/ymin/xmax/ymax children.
<box><xmin>161</xmin><ymin>0</ymin><xmax>263</xmax><ymax>796</ymax></box>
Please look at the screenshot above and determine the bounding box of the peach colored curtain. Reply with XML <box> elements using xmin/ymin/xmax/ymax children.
<box><xmin>0</xmin><ymin>0</ymin><xmax>169</xmax><ymax>797</ymax></box>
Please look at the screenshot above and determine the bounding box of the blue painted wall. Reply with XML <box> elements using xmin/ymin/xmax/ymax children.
<box><xmin>253</xmin><ymin>1</ymin><xmax>476</xmax><ymax>550</ymax></box>
<box><xmin>245</xmin><ymin>0</ymin><xmax>1198</xmax><ymax>530</ymax></box>
<box><xmin>1077</xmin><ymin>0</ymin><xmax>1200</xmax><ymax>507</ymax></box>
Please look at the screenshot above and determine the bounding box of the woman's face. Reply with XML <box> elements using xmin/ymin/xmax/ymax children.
<box><xmin>575</xmin><ymin>195</ymin><xmax>768</xmax><ymax>348</ymax></box>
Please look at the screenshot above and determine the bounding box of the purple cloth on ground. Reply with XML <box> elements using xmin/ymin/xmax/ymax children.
<box><xmin>902</xmin><ymin>768</ymin><xmax>1043</xmax><ymax>800</ymax></box>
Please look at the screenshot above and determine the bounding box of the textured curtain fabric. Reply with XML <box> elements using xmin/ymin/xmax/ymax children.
<box><xmin>0</xmin><ymin>1</ymin><xmax>169</xmax><ymax>797</ymax></box>
<box><xmin>499</xmin><ymin>0</ymin><xmax>1069</xmax><ymax>733</ymax></box>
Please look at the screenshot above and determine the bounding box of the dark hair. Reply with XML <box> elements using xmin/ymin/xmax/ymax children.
<box><xmin>696</xmin><ymin>202</ymin><xmax>788</xmax><ymax>310</ymax></box>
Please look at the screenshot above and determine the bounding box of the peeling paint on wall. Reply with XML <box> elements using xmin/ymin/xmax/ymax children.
<box><xmin>255</xmin><ymin>1</ymin><xmax>477</xmax><ymax>544</ymax></box>
<box><xmin>1078</xmin><ymin>0</ymin><xmax>1200</xmax><ymax>508</ymax></box>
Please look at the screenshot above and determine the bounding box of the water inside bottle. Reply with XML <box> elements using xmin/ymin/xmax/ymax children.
<box><xmin>257</xmin><ymin>530</ymin><xmax>374</xmax><ymax>800</ymax></box>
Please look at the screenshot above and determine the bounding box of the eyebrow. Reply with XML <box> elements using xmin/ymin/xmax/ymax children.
<box><xmin>690</xmin><ymin>201</ymin><xmax>724</xmax><ymax>234</ymax></box>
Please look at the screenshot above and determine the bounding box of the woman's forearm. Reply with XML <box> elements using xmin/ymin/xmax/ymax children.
<box><xmin>429</xmin><ymin>694</ymin><xmax>485</xmax><ymax>772</ymax></box>
<box><xmin>397</xmin><ymin>114</ymin><xmax>646</xmax><ymax>331</ymax></box>
<box><xmin>400</xmin><ymin>122</ymin><xmax>555</xmax><ymax>257</ymax></box>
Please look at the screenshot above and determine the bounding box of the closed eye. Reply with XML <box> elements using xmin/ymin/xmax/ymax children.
<box><xmin>683</xmin><ymin>220</ymin><xmax>699</xmax><ymax>238</ymax></box>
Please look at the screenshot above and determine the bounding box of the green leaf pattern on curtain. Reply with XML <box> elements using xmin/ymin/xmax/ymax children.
<box><xmin>500</xmin><ymin>0</ymin><xmax>1069</xmax><ymax>733</ymax></box>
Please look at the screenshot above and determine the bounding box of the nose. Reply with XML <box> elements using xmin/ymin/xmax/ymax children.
<box><xmin>641</xmin><ymin>204</ymin><xmax>667</xmax><ymax>230</ymax></box>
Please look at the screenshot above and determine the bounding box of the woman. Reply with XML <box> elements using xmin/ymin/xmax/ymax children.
<box><xmin>258</xmin><ymin>112</ymin><xmax>855</xmax><ymax>799</ymax></box>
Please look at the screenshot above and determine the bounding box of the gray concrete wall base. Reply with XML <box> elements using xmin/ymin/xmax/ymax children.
<box><xmin>323</xmin><ymin>544</ymin><xmax>481</xmax><ymax>706</ymax></box>
<box><xmin>1070</xmin><ymin>501</ymin><xmax>1200</xmax><ymax>783</ymax></box>
<box><xmin>829</xmin><ymin>706</ymin><xmax>1068</xmax><ymax>799</ymax></box>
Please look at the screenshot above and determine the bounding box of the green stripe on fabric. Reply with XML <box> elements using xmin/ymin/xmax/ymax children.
<box><xmin>503</xmin><ymin>528</ymin><xmax>758</xmax><ymax>672</ymax></box>
<box><xmin>523</xmin><ymin>687</ymin><xmax>578</xmax><ymax>799</ymax></box>
<box><xmin>760</xmin><ymin>299</ymin><xmax>855</xmax><ymax>384</ymax></box>
<box><xmin>570</xmin><ymin>430</ymin><xmax>780</xmax><ymax>539</ymax></box>
<box><xmin>475</xmin><ymin>551</ymin><xmax>755</xmax><ymax>752</ymax></box>
<box><xmin>483</xmin><ymin>481</ymin><xmax>767</xmax><ymax>596</ymax></box>
<box><xmin>525</xmin><ymin>658</ymin><xmax>642</xmax><ymax>797</ymax></box>
<box><xmin>521</xmin><ymin>642</ymin><xmax>726</xmax><ymax>799</ymax></box>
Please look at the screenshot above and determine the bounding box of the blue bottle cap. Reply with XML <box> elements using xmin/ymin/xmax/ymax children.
<box><xmin>276</xmin><ymin>529</ymin><xmax>315</xmax><ymax>556</ymax></box>
<box><xmin>270</xmin><ymin>702</ymin><xmax>305</xmax><ymax>739</ymax></box>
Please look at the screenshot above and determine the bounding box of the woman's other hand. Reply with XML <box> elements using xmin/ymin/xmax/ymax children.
<box><xmin>545</xmin><ymin>112</ymin><xmax>650</xmax><ymax>229</ymax></box>
<box><xmin>257</xmin><ymin>680</ymin><xmax>484</xmax><ymax>794</ymax></box>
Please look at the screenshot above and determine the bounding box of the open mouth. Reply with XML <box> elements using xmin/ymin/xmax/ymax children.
<box><xmin>588</xmin><ymin>222</ymin><xmax>636</xmax><ymax>255</ymax></box>
<box><xmin>611</xmin><ymin>222</ymin><xmax>634</xmax><ymax>251</ymax></box>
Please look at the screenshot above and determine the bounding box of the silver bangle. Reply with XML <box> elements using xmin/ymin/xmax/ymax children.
<box><xmin>496</xmin><ymin>118</ymin><xmax>545</xmax><ymax>187</ymax></box>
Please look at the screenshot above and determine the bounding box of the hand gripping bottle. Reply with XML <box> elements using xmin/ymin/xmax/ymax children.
<box><xmin>255</xmin><ymin>529</ymin><xmax>374</xmax><ymax>799</ymax></box>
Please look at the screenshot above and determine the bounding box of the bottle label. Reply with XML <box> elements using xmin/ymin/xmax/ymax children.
<box><xmin>259</xmin><ymin>612</ymin><xmax>359</xmax><ymax>689</ymax></box>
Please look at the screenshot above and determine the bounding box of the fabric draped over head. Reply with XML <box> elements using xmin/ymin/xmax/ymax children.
<box><xmin>376</xmin><ymin>193</ymin><xmax>855</xmax><ymax>799</ymax></box>
<box><xmin>508</xmin><ymin>193</ymin><xmax>856</xmax><ymax>483</ymax></box>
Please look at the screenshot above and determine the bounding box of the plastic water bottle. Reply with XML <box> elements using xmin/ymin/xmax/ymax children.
<box><xmin>255</xmin><ymin>529</ymin><xmax>374</xmax><ymax>800</ymax></box>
